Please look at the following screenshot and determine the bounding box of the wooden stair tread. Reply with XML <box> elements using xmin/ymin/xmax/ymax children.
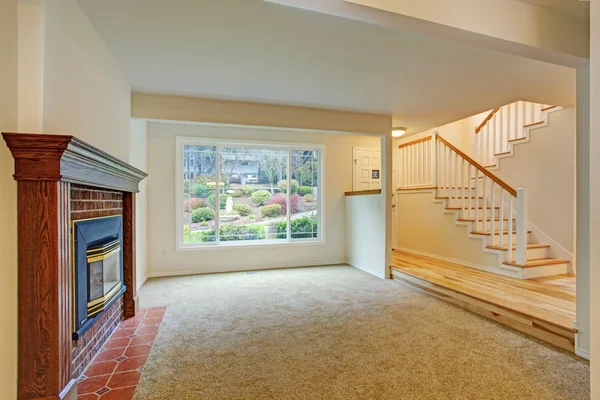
<box><xmin>503</xmin><ymin>258</ymin><xmax>570</xmax><ymax>268</ymax></box>
<box><xmin>487</xmin><ymin>244</ymin><xmax>550</xmax><ymax>251</ymax></box>
<box><xmin>458</xmin><ymin>218</ymin><xmax>515</xmax><ymax>222</ymax></box>
<box><xmin>446</xmin><ymin>206</ymin><xmax>500</xmax><ymax>210</ymax></box>
<box><xmin>494</xmin><ymin>151</ymin><xmax>511</xmax><ymax>156</ymax></box>
<box><xmin>435</xmin><ymin>196</ymin><xmax>484</xmax><ymax>200</ymax></box>
<box><xmin>523</xmin><ymin>121</ymin><xmax>544</xmax><ymax>128</ymax></box>
<box><xmin>471</xmin><ymin>230</ymin><xmax>532</xmax><ymax>236</ymax></box>
<box><xmin>484</xmin><ymin>164</ymin><xmax>497</xmax><ymax>168</ymax></box>
<box><xmin>541</xmin><ymin>105</ymin><xmax>557</xmax><ymax>112</ymax></box>
<box><xmin>508</xmin><ymin>137</ymin><xmax>527</xmax><ymax>143</ymax></box>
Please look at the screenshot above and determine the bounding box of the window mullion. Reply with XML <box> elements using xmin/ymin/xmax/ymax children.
<box><xmin>286</xmin><ymin>149</ymin><xmax>291</xmax><ymax>242</ymax></box>
<box><xmin>215</xmin><ymin>144</ymin><xmax>221</xmax><ymax>244</ymax></box>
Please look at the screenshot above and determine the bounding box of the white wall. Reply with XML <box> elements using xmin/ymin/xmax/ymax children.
<box><xmin>42</xmin><ymin>0</ymin><xmax>131</xmax><ymax>161</ymax></box>
<box><xmin>394</xmin><ymin>110</ymin><xmax>489</xmax><ymax>158</ymax></box>
<box><xmin>0</xmin><ymin>1</ymin><xmax>135</xmax><ymax>396</ymax></box>
<box><xmin>130</xmin><ymin>120</ymin><xmax>148</xmax><ymax>289</ymax></box>
<box><xmin>346</xmin><ymin>194</ymin><xmax>386</xmax><ymax>278</ymax></box>
<box><xmin>492</xmin><ymin>107</ymin><xmax>575</xmax><ymax>257</ymax></box>
<box><xmin>588</xmin><ymin>0</ymin><xmax>599</xmax><ymax>393</ymax></box>
<box><xmin>0</xmin><ymin>1</ymin><xmax>19</xmax><ymax>398</ymax></box>
<box><xmin>395</xmin><ymin>191</ymin><xmax>499</xmax><ymax>268</ymax></box>
<box><xmin>147</xmin><ymin>121</ymin><xmax>380</xmax><ymax>276</ymax></box>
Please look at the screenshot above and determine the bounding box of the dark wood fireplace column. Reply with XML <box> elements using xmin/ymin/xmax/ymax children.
<box><xmin>2</xmin><ymin>133</ymin><xmax>147</xmax><ymax>400</ymax></box>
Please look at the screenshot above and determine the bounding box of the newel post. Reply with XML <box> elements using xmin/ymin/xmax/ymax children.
<box><xmin>515</xmin><ymin>188</ymin><xmax>528</xmax><ymax>265</ymax></box>
<box><xmin>431</xmin><ymin>132</ymin><xmax>438</xmax><ymax>187</ymax></box>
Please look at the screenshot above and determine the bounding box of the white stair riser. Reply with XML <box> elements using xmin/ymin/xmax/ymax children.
<box><xmin>444</xmin><ymin>199</ymin><xmax>490</xmax><ymax>208</ymax></box>
<box><xmin>504</xmin><ymin>247</ymin><xmax>548</xmax><ymax>262</ymax></box>
<box><xmin>485</xmin><ymin>232</ymin><xmax>532</xmax><ymax>246</ymax></box>
<box><xmin>520</xmin><ymin>263</ymin><xmax>570</xmax><ymax>279</ymax></box>
<box><xmin>470</xmin><ymin>220</ymin><xmax>516</xmax><ymax>231</ymax></box>
<box><xmin>458</xmin><ymin>208</ymin><xmax>501</xmax><ymax>219</ymax></box>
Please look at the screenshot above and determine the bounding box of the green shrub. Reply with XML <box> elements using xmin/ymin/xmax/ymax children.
<box><xmin>261</xmin><ymin>204</ymin><xmax>282</xmax><ymax>218</ymax></box>
<box><xmin>232</xmin><ymin>204</ymin><xmax>252</xmax><ymax>216</ymax></box>
<box><xmin>278</xmin><ymin>179</ymin><xmax>299</xmax><ymax>194</ymax></box>
<box><xmin>199</xmin><ymin>224</ymin><xmax>265</xmax><ymax>242</ymax></box>
<box><xmin>277</xmin><ymin>215</ymin><xmax>318</xmax><ymax>238</ymax></box>
<box><xmin>248</xmin><ymin>215</ymin><xmax>256</xmax><ymax>220</ymax></box>
<box><xmin>192</xmin><ymin>183</ymin><xmax>209</xmax><ymax>198</ymax></box>
<box><xmin>231</xmin><ymin>190</ymin><xmax>243</xmax><ymax>198</ymax></box>
<box><xmin>183</xmin><ymin>225</ymin><xmax>190</xmax><ymax>236</ymax></box>
<box><xmin>303</xmin><ymin>194</ymin><xmax>315</xmax><ymax>202</ymax></box>
<box><xmin>191</xmin><ymin>207</ymin><xmax>215</xmax><ymax>223</ymax></box>
<box><xmin>251</xmin><ymin>190</ymin><xmax>271</xmax><ymax>206</ymax></box>
<box><xmin>200</xmin><ymin>220</ymin><xmax>209</xmax><ymax>227</ymax></box>
<box><xmin>299</xmin><ymin>186</ymin><xmax>313</xmax><ymax>196</ymax></box>
<box><xmin>208</xmin><ymin>193</ymin><xmax>227</xmax><ymax>209</ymax></box>
<box><xmin>242</xmin><ymin>185</ymin><xmax>256</xmax><ymax>195</ymax></box>
<box><xmin>184</xmin><ymin>198</ymin><xmax>207</xmax><ymax>211</ymax></box>
<box><xmin>219</xmin><ymin>224</ymin><xmax>264</xmax><ymax>241</ymax></box>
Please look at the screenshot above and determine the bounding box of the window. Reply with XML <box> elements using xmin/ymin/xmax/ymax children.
<box><xmin>177</xmin><ymin>137</ymin><xmax>322</xmax><ymax>248</ymax></box>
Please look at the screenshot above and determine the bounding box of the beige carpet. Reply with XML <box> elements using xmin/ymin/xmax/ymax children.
<box><xmin>135</xmin><ymin>266</ymin><xmax>589</xmax><ymax>400</ymax></box>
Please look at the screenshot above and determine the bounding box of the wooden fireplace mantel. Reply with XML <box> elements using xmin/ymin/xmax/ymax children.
<box><xmin>2</xmin><ymin>133</ymin><xmax>147</xmax><ymax>400</ymax></box>
<box><xmin>2</xmin><ymin>132</ymin><xmax>146</xmax><ymax>192</ymax></box>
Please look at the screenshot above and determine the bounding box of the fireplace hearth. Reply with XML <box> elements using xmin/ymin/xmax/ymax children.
<box><xmin>73</xmin><ymin>215</ymin><xmax>126</xmax><ymax>340</ymax></box>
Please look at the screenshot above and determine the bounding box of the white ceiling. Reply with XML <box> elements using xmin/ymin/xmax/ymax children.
<box><xmin>78</xmin><ymin>0</ymin><xmax>576</xmax><ymax>135</ymax></box>
<box><xmin>514</xmin><ymin>0</ymin><xmax>589</xmax><ymax>20</ymax></box>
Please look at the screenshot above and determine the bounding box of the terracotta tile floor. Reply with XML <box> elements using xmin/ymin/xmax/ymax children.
<box><xmin>77</xmin><ymin>307</ymin><xmax>166</xmax><ymax>400</ymax></box>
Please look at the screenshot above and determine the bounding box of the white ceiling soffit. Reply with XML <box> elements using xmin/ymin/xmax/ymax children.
<box><xmin>78</xmin><ymin>0</ymin><xmax>575</xmax><ymax>135</ymax></box>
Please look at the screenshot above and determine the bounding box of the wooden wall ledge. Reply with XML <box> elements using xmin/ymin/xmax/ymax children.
<box><xmin>345</xmin><ymin>189</ymin><xmax>382</xmax><ymax>196</ymax></box>
<box><xmin>2</xmin><ymin>132</ymin><xmax>148</xmax><ymax>192</ymax></box>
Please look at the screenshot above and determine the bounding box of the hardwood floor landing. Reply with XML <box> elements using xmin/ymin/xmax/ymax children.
<box><xmin>390</xmin><ymin>250</ymin><xmax>576</xmax><ymax>351</ymax></box>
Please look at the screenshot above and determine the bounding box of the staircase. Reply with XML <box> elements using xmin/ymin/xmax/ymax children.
<box><xmin>473</xmin><ymin>101</ymin><xmax>562</xmax><ymax>168</ymax></box>
<box><xmin>396</xmin><ymin>103</ymin><xmax>571</xmax><ymax>279</ymax></box>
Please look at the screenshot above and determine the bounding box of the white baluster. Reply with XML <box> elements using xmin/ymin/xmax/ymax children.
<box><xmin>461</xmin><ymin>158</ymin><xmax>465</xmax><ymax>213</ymax></box>
<box><xmin>498</xmin><ymin>188</ymin><xmax>504</xmax><ymax>249</ymax></box>
<box><xmin>482</xmin><ymin>175</ymin><xmax>487</xmax><ymax>233</ymax></box>
<box><xmin>516</xmin><ymin>188</ymin><xmax>528</xmax><ymax>265</ymax></box>
<box><xmin>474</xmin><ymin>170</ymin><xmax>480</xmax><ymax>228</ymax></box>
<box><xmin>521</xmin><ymin>101</ymin><xmax>526</xmax><ymax>134</ymax></box>
<box><xmin>454</xmin><ymin>151</ymin><xmax>459</xmax><ymax>200</ymax></box>
<box><xmin>446</xmin><ymin>145</ymin><xmax>451</xmax><ymax>190</ymax></box>
<box><xmin>468</xmin><ymin>164</ymin><xmax>472</xmax><ymax>220</ymax></box>
<box><xmin>490</xmin><ymin>181</ymin><xmax>495</xmax><ymax>246</ymax></box>
<box><xmin>498</xmin><ymin>106</ymin><xmax>503</xmax><ymax>155</ymax></box>
<box><xmin>508</xmin><ymin>197</ymin><xmax>514</xmax><ymax>262</ymax></box>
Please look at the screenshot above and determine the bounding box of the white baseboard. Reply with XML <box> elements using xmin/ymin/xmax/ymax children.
<box><xmin>346</xmin><ymin>260</ymin><xmax>386</xmax><ymax>279</ymax></box>
<box><xmin>147</xmin><ymin>259</ymin><xmax>346</xmax><ymax>279</ymax></box>
<box><xmin>137</xmin><ymin>274</ymin><xmax>148</xmax><ymax>290</ymax></box>
<box><xmin>575</xmin><ymin>347</ymin><xmax>590</xmax><ymax>360</ymax></box>
<box><xmin>394</xmin><ymin>247</ymin><xmax>520</xmax><ymax>279</ymax></box>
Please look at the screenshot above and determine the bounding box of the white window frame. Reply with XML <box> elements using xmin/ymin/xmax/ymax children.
<box><xmin>176</xmin><ymin>136</ymin><xmax>324</xmax><ymax>250</ymax></box>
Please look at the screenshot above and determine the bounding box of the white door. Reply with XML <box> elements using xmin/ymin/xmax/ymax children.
<box><xmin>353</xmin><ymin>147</ymin><xmax>381</xmax><ymax>191</ymax></box>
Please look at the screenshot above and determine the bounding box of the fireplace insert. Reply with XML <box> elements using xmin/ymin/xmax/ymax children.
<box><xmin>72</xmin><ymin>215</ymin><xmax>125</xmax><ymax>340</ymax></box>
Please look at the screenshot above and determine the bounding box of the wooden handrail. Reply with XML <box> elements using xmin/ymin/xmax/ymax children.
<box><xmin>345</xmin><ymin>189</ymin><xmax>382</xmax><ymax>196</ymax></box>
<box><xmin>398</xmin><ymin>136</ymin><xmax>431</xmax><ymax>149</ymax></box>
<box><xmin>475</xmin><ymin>107</ymin><xmax>500</xmax><ymax>134</ymax></box>
<box><xmin>436</xmin><ymin>135</ymin><xmax>517</xmax><ymax>197</ymax></box>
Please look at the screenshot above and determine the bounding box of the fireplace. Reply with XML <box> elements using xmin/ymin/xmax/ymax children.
<box><xmin>72</xmin><ymin>215</ymin><xmax>126</xmax><ymax>340</ymax></box>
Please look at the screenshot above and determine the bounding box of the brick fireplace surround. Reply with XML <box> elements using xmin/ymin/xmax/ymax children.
<box><xmin>2</xmin><ymin>133</ymin><xmax>147</xmax><ymax>400</ymax></box>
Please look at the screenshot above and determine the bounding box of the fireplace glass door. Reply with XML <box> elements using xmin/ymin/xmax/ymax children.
<box><xmin>87</xmin><ymin>239</ymin><xmax>122</xmax><ymax>316</ymax></box>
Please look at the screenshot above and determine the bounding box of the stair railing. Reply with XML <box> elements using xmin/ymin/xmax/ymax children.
<box><xmin>436</xmin><ymin>134</ymin><xmax>528</xmax><ymax>265</ymax></box>
<box><xmin>474</xmin><ymin>101</ymin><xmax>552</xmax><ymax>167</ymax></box>
<box><xmin>397</xmin><ymin>136</ymin><xmax>436</xmax><ymax>189</ymax></box>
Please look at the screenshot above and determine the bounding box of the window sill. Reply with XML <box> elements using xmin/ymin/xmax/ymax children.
<box><xmin>177</xmin><ymin>238</ymin><xmax>325</xmax><ymax>252</ymax></box>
